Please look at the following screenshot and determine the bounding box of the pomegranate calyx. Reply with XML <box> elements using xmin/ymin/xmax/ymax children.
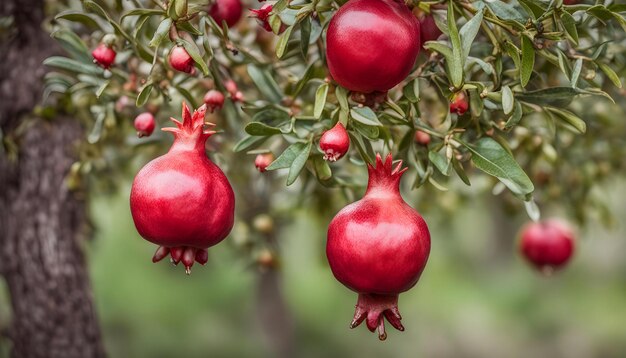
<box><xmin>351</xmin><ymin>293</ymin><xmax>404</xmax><ymax>341</ymax></box>
<box><xmin>366</xmin><ymin>153</ymin><xmax>408</xmax><ymax>193</ymax></box>
<box><xmin>162</xmin><ymin>103</ymin><xmax>216</xmax><ymax>150</ymax></box>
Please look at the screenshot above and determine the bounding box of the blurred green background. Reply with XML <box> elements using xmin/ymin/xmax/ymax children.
<box><xmin>4</xmin><ymin>178</ymin><xmax>624</xmax><ymax>357</ymax></box>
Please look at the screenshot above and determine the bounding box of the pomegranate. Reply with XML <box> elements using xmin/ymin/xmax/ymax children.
<box><xmin>519</xmin><ymin>219</ymin><xmax>575</xmax><ymax>274</ymax></box>
<box><xmin>130</xmin><ymin>103</ymin><xmax>235</xmax><ymax>274</ymax></box>
<box><xmin>250</xmin><ymin>4</ymin><xmax>284</xmax><ymax>33</ymax></box>
<box><xmin>224</xmin><ymin>79</ymin><xmax>244</xmax><ymax>102</ymax></box>
<box><xmin>326</xmin><ymin>0</ymin><xmax>421</xmax><ymax>93</ymax></box>
<box><xmin>134</xmin><ymin>112</ymin><xmax>156</xmax><ymax>137</ymax></box>
<box><xmin>450</xmin><ymin>91</ymin><xmax>469</xmax><ymax>115</ymax></box>
<box><xmin>203</xmin><ymin>90</ymin><xmax>225</xmax><ymax>112</ymax></box>
<box><xmin>209</xmin><ymin>0</ymin><xmax>243</xmax><ymax>27</ymax></box>
<box><xmin>326</xmin><ymin>154</ymin><xmax>431</xmax><ymax>340</ymax></box>
<box><xmin>563</xmin><ymin>0</ymin><xmax>579</xmax><ymax>4</ymax></box>
<box><xmin>255</xmin><ymin>153</ymin><xmax>274</xmax><ymax>172</ymax></box>
<box><xmin>92</xmin><ymin>43</ymin><xmax>116</xmax><ymax>69</ymax></box>
<box><xmin>419</xmin><ymin>13</ymin><xmax>442</xmax><ymax>45</ymax></box>
<box><xmin>414</xmin><ymin>130</ymin><xmax>431</xmax><ymax>146</ymax></box>
<box><xmin>320</xmin><ymin>123</ymin><xmax>350</xmax><ymax>161</ymax></box>
<box><xmin>169</xmin><ymin>46</ymin><xmax>194</xmax><ymax>74</ymax></box>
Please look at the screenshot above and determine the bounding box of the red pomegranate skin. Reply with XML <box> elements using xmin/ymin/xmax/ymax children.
<box><xmin>327</xmin><ymin>154</ymin><xmax>431</xmax><ymax>340</ymax></box>
<box><xmin>134</xmin><ymin>112</ymin><xmax>156</xmax><ymax>137</ymax></box>
<box><xmin>450</xmin><ymin>91</ymin><xmax>469</xmax><ymax>115</ymax></box>
<box><xmin>203</xmin><ymin>90</ymin><xmax>225</xmax><ymax>112</ymax></box>
<box><xmin>210</xmin><ymin>0</ymin><xmax>243</xmax><ymax>27</ymax></box>
<box><xmin>414</xmin><ymin>130</ymin><xmax>431</xmax><ymax>146</ymax></box>
<box><xmin>563</xmin><ymin>0</ymin><xmax>579</xmax><ymax>4</ymax></box>
<box><xmin>326</xmin><ymin>0</ymin><xmax>421</xmax><ymax>93</ymax></box>
<box><xmin>255</xmin><ymin>153</ymin><xmax>274</xmax><ymax>172</ymax></box>
<box><xmin>419</xmin><ymin>13</ymin><xmax>442</xmax><ymax>44</ymax></box>
<box><xmin>92</xmin><ymin>43</ymin><xmax>116</xmax><ymax>69</ymax></box>
<box><xmin>130</xmin><ymin>103</ymin><xmax>235</xmax><ymax>274</ymax></box>
<box><xmin>520</xmin><ymin>219</ymin><xmax>575</xmax><ymax>273</ymax></box>
<box><xmin>169</xmin><ymin>46</ymin><xmax>194</xmax><ymax>73</ymax></box>
<box><xmin>320</xmin><ymin>122</ymin><xmax>350</xmax><ymax>161</ymax></box>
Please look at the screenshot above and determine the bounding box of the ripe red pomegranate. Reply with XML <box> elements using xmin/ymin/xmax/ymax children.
<box><xmin>414</xmin><ymin>130</ymin><xmax>431</xmax><ymax>146</ymax></box>
<box><xmin>419</xmin><ymin>13</ymin><xmax>442</xmax><ymax>45</ymax></box>
<box><xmin>519</xmin><ymin>219</ymin><xmax>575</xmax><ymax>274</ymax></box>
<box><xmin>134</xmin><ymin>112</ymin><xmax>156</xmax><ymax>137</ymax></box>
<box><xmin>250</xmin><ymin>4</ymin><xmax>285</xmax><ymax>33</ymax></box>
<box><xmin>327</xmin><ymin>154</ymin><xmax>431</xmax><ymax>340</ymax></box>
<box><xmin>224</xmin><ymin>79</ymin><xmax>244</xmax><ymax>102</ymax></box>
<box><xmin>255</xmin><ymin>153</ymin><xmax>274</xmax><ymax>172</ymax></box>
<box><xmin>169</xmin><ymin>46</ymin><xmax>194</xmax><ymax>73</ymax></box>
<box><xmin>320</xmin><ymin>122</ymin><xmax>350</xmax><ymax>161</ymax></box>
<box><xmin>209</xmin><ymin>0</ymin><xmax>243</xmax><ymax>27</ymax></box>
<box><xmin>450</xmin><ymin>91</ymin><xmax>469</xmax><ymax>115</ymax></box>
<box><xmin>203</xmin><ymin>90</ymin><xmax>225</xmax><ymax>112</ymax></box>
<box><xmin>563</xmin><ymin>0</ymin><xmax>579</xmax><ymax>4</ymax></box>
<box><xmin>130</xmin><ymin>103</ymin><xmax>235</xmax><ymax>274</ymax></box>
<box><xmin>92</xmin><ymin>43</ymin><xmax>116</xmax><ymax>69</ymax></box>
<box><xmin>326</xmin><ymin>0</ymin><xmax>420</xmax><ymax>93</ymax></box>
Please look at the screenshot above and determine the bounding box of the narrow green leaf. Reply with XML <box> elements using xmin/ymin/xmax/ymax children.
<box><xmin>136</xmin><ymin>83</ymin><xmax>153</xmax><ymax>107</ymax></box>
<box><xmin>248</xmin><ymin>65</ymin><xmax>283</xmax><ymax>102</ymax></box>
<box><xmin>502</xmin><ymin>85</ymin><xmax>514</xmax><ymax>115</ymax></box>
<box><xmin>178</xmin><ymin>38</ymin><xmax>209</xmax><ymax>75</ymax></box>
<box><xmin>276</xmin><ymin>26</ymin><xmax>293</xmax><ymax>59</ymax></box>
<box><xmin>287</xmin><ymin>141</ymin><xmax>312</xmax><ymax>185</ymax></box>
<box><xmin>50</xmin><ymin>30</ymin><xmax>92</xmax><ymax>63</ymax></box>
<box><xmin>459</xmin><ymin>9</ymin><xmax>484</xmax><ymax>60</ymax></box>
<box><xmin>350</xmin><ymin>107</ymin><xmax>382</xmax><ymax>126</ymax></box>
<box><xmin>244</xmin><ymin>122</ymin><xmax>283</xmax><ymax>136</ymax></box>
<box><xmin>545</xmin><ymin>107</ymin><xmax>586</xmax><ymax>134</ymax></box>
<box><xmin>233</xmin><ymin>135</ymin><xmax>268</xmax><ymax>152</ymax></box>
<box><xmin>597</xmin><ymin>62</ymin><xmax>623</xmax><ymax>88</ymax></box>
<box><xmin>520</xmin><ymin>36</ymin><xmax>535</xmax><ymax>87</ymax></box>
<box><xmin>267</xmin><ymin>142</ymin><xmax>308</xmax><ymax>170</ymax></box>
<box><xmin>314</xmin><ymin>83</ymin><xmax>329</xmax><ymax>119</ymax></box>
<box><xmin>55</xmin><ymin>11</ymin><xmax>101</xmax><ymax>29</ymax></box>
<box><xmin>43</xmin><ymin>56</ymin><xmax>103</xmax><ymax>76</ymax></box>
<box><xmin>447</xmin><ymin>1</ymin><xmax>464</xmax><ymax>88</ymax></box>
<box><xmin>561</xmin><ymin>11</ymin><xmax>579</xmax><ymax>45</ymax></box>
<box><xmin>428</xmin><ymin>151</ymin><xmax>450</xmax><ymax>176</ymax></box>
<box><xmin>149</xmin><ymin>18</ymin><xmax>173</xmax><ymax>48</ymax></box>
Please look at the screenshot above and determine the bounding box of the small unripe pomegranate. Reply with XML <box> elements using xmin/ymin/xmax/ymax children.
<box><xmin>203</xmin><ymin>90</ymin><xmax>226</xmax><ymax>112</ymax></box>
<box><xmin>414</xmin><ymin>130</ymin><xmax>431</xmax><ymax>146</ymax></box>
<box><xmin>563</xmin><ymin>0</ymin><xmax>579</xmax><ymax>4</ymax></box>
<box><xmin>250</xmin><ymin>4</ymin><xmax>284</xmax><ymax>33</ymax></box>
<box><xmin>450</xmin><ymin>91</ymin><xmax>469</xmax><ymax>115</ymax></box>
<box><xmin>92</xmin><ymin>43</ymin><xmax>116</xmax><ymax>69</ymax></box>
<box><xmin>134</xmin><ymin>112</ymin><xmax>156</xmax><ymax>137</ymax></box>
<box><xmin>327</xmin><ymin>154</ymin><xmax>431</xmax><ymax>340</ymax></box>
<box><xmin>169</xmin><ymin>46</ymin><xmax>194</xmax><ymax>73</ymax></box>
<box><xmin>519</xmin><ymin>219</ymin><xmax>575</xmax><ymax>274</ymax></box>
<box><xmin>320</xmin><ymin>123</ymin><xmax>349</xmax><ymax>161</ymax></box>
<box><xmin>130</xmin><ymin>103</ymin><xmax>235</xmax><ymax>274</ymax></box>
<box><xmin>326</xmin><ymin>0</ymin><xmax>420</xmax><ymax>93</ymax></box>
<box><xmin>419</xmin><ymin>13</ymin><xmax>442</xmax><ymax>45</ymax></box>
<box><xmin>255</xmin><ymin>152</ymin><xmax>274</xmax><ymax>172</ymax></box>
<box><xmin>225</xmin><ymin>79</ymin><xmax>238</xmax><ymax>95</ymax></box>
<box><xmin>209</xmin><ymin>0</ymin><xmax>243</xmax><ymax>27</ymax></box>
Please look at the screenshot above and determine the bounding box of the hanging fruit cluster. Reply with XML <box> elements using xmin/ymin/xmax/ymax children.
<box><xmin>44</xmin><ymin>0</ymin><xmax>626</xmax><ymax>341</ymax></box>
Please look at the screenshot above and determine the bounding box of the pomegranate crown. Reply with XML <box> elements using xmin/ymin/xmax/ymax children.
<box><xmin>366</xmin><ymin>153</ymin><xmax>408</xmax><ymax>192</ymax></box>
<box><xmin>162</xmin><ymin>102</ymin><xmax>216</xmax><ymax>147</ymax></box>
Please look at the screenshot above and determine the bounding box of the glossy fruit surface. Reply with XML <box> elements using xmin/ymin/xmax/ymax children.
<box><xmin>130</xmin><ymin>103</ymin><xmax>235</xmax><ymax>274</ymax></box>
<box><xmin>327</xmin><ymin>154</ymin><xmax>431</xmax><ymax>339</ymax></box>
<box><xmin>414</xmin><ymin>130</ymin><xmax>431</xmax><ymax>146</ymax></box>
<box><xmin>169</xmin><ymin>46</ymin><xmax>194</xmax><ymax>73</ymax></box>
<box><xmin>134</xmin><ymin>112</ymin><xmax>155</xmax><ymax>137</ymax></box>
<box><xmin>255</xmin><ymin>153</ymin><xmax>274</xmax><ymax>172</ymax></box>
<box><xmin>92</xmin><ymin>43</ymin><xmax>116</xmax><ymax>69</ymax></box>
<box><xmin>320</xmin><ymin>122</ymin><xmax>350</xmax><ymax>161</ymax></box>
<box><xmin>520</xmin><ymin>219</ymin><xmax>575</xmax><ymax>273</ymax></box>
<box><xmin>450</xmin><ymin>91</ymin><xmax>469</xmax><ymax>115</ymax></box>
<box><xmin>326</xmin><ymin>0</ymin><xmax>421</xmax><ymax>93</ymax></box>
<box><xmin>203</xmin><ymin>90</ymin><xmax>225</xmax><ymax>113</ymax></box>
<box><xmin>209</xmin><ymin>0</ymin><xmax>243</xmax><ymax>27</ymax></box>
<box><xmin>419</xmin><ymin>13</ymin><xmax>442</xmax><ymax>45</ymax></box>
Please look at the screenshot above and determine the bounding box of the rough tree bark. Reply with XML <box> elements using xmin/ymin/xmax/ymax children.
<box><xmin>0</xmin><ymin>0</ymin><xmax>105</xmax><ymax>357</ymax></box>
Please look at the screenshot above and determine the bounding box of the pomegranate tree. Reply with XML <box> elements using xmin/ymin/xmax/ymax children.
<box><xmin>325</xmin><ymin>0</ymin><xmax>421</xmax><ymax>93</ymax></box>
<box><xmin>130</xmin><ymin>103</ymin><xmax>235</xmax><ymax>274</ymax></box>
<box><xmin>327</xmin><ymin>154</ymin><xmax>431</xmax><ymax>340</ymax></box>
<box><xmin>519</xmin><ymin>220</ymin><xmax>575</xmax><ymax>274</ymax></box>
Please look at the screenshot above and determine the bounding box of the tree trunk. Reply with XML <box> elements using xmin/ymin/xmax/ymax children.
<box><xmin>0</xmin><ymin>0</ymin><xmax>105</xmax><ymax>357</ymax></box>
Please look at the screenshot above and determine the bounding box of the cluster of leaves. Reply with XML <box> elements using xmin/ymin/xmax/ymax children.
<box><xmin>43</xmin><ymin>0</ymin><xmax>626</xmax><ymax>225</ymax></box>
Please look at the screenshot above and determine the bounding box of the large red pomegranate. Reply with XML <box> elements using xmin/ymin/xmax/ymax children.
<box><xmin>209</xmin><ymin>0</ymin><xmax>243</xmax><ymax>27</ymax></box>
<box><xmin>326</xmin><ymin>154</ymin><xmax>431</xmax><ymax>340</ymax></box>
<box><xmin>326</xmin><ymin>0</ymin><xmax>421</xmax><ymax>93</ymax></box>
<box><xmin>130</xmin><ymin>103</ymin><xmax>235</xmax><ymax>274</ymax></box>
<box><xmin>519</xmin><ymin>219</ymin><xmax>575</xmax><ymax>274</ymax></box>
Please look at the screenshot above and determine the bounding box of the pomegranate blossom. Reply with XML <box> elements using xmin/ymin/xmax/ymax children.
<box><xmin>326</xmin><ymin>154</ymin><xmax>431</xmax><ymax>340</ymax></box>
<box><xmin>130</xmin><ymin>103</ymin><xmax>235</xmax><ymax>274</ymax></box>
<box><xmin>325</xmin><ymin>0</ymin><xmax>421</xmax><ymax>93</ymax></box>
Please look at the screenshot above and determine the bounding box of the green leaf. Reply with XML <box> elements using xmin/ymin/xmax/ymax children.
<box><xmin>233</xmin><ymin>135</ymin><xmax>268</xmax><ymax>152</ymax></box>
<box><xmin>403</xmin><ymin>79</ymin><xmax>420</xmax><ymax>103</ymax></box>
<box><xmin>248</xmin><ymin>65</ymin><xmax>283</xmax><ymax>102</ymax></box>
<box><xmin>149</xmin><ymin>18</ymin><xmax>173</xmax><ymax>48</ymax></box>
<box><xmin>516</xmin><ymin>87</ymin><xmax>580</xmax><ymax>107</ymax></box>
<box><xmin>545</xmin><ymin>107</ymin><xmax>586</xmax><ymax>134</ymax></box>
<box><xmin>286</xmin><ymin>141</ymin><xmax>312</xmax><ymax>186</ymax></box>
<box><xmin>177</xmin><ymin>21</ymin><xmax>203</xmax><ymax>36</ymax></box>
<box><xmin>267</xmin><ymin>142</ymin><xmax>307</xmax><ymax>170</ymax></box>
<box><xmin>276</xmin><ymin>26</ymin><xmax>293</xmax><ymax>59</ymax></box>
<box><xmin>95</xmin><ymin>80</ymin><xmax>110</xmax><ymax>98</ymax></box>
<box><xmin>501</xmin><ymin>85</ymin><xmax>514</xmax><ymax>115</ymax></box>
<box><xmin>245</xmin><ymin>122</ymin><xmax>283</xmax><ymax>136</ymax></box>
<box><xmin>121</xmin><ymin>8</ymin><xmax>164</xmax><ymax>21</ymax></box>
<box><xmin>300</xmin><ymin>17</ymin><xmax>311</xmax><ymax>58</ymax></box>
<box><xmin>504</xmin><ymin>101</ymin><xmax>523</xmax><ymax>129</ymax></box>
<box><xmin>520</xmin><ymin>36</ymin><xmax>535</xmax><ymax>87</ymax></box>
<box><xmin>561</xmin><ymin>11</ymin><xmax>579</xmax><ymax>45</ymax></box>
<box><xmin>175</xmin><ymin>0</ymin><xmax>188</xmax><ymax>19</ymax></box>
<box><xmin>136</xmin><ymin>83</ymin><xmax>153</xmax><ymax>107</ymax></box>
<box><xmin>464</xmin><ymin>137</ymin><xmax>534</xmax><ymax>197</ymax></box>
<box><xmin>43</xmin><ymin>56</ymin><xmax>103</xmax><ymax>76</ymax></box>
<box><xmin>314</xmin><ymin>83</ymin><xmax>328</xmax><ymax>119</ymax></box>
<box><xmin>459</xmin><ymin>9</ymin><xmax>483</xmax><ymax>60</ymax></box>
<box><xmin>174</xmin><ymin>85</ymin><xmax>198</xmax><ymax>109</ymax></box>
<box><xmin>50</xmin><ymin>30</ymin><xmax>92</xmax><ymax>63</ymax></box>
<box><xmin>570</xmin><ymin>58</ymin><xmax>582</xmax><ymax>87</ymax></box>
<box><xmin>452</xmin><ymin>157</ymin><xmax>471</xmax><ymax>186</ymax></box>
<box><xmin>350</xmin><ymin>107</ymin><xmax>382</xmax><ymax>126</ymax></box>
<box><xmin>447</xmin><ymin>1</ymin><xmax>464</xmax><ymax>88</ymax></box>
<box><xmin>428</xmin><ymin>150</ymin><xmax>450</xmax><ymax>176</ymax></box>
<box><xmin>313</xmin><ymin>156</ymin><xmax>332</xmax><ymax>181</ymax></box>
<box><xmin>597</xmin><ymin>62</ymin><xmax>623</xmax><ymax>88</ymax></box>
<box><xmin>55</xmin><ymin>11</ymin><xmax>102</xmax><ymax>29</ymax></box>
